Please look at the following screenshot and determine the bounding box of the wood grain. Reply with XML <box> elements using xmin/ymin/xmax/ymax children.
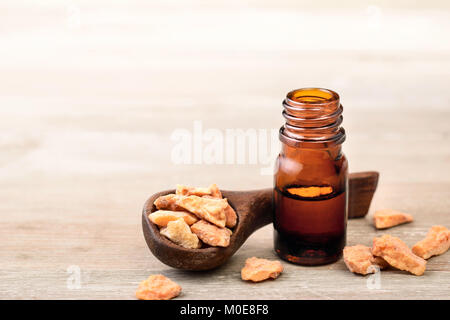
<box><xmin>0</xmin><ymin>1</ymin><xmax>449</xmax><ymax>299</ymax></box>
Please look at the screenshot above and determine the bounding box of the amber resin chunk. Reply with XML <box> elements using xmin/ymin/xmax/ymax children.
<box><xmin>176</xmin><ymin>183</ymin><xmax>223</xmax><ymax>198</ymax></box>
<box><xmin>209</xmin><ymin>183</ymin><xmax>222</xmax><ymax>198</ymax></box>
<box><xmin>372</xmin><ymin>235</ymin><xmax>426</xmax><ymax>276</ymax></box>
<box><xmin>179</xmin><ymin>183</ymin><xmax>236</xmax><ymax>228</ymax></box>
<box><xmin>154</xmin><ymin>194</ymin><xmax>184</xmax><ymax>211</ymax></box>
<box><xmin>241</xmin><ymin>257</ymin><xmax>283</xmax><ymax>282</ymax></box>
<box><xmin>412</xmin><ymin>225</ymin><xmax>450</xmax><ymax>259</ymax></box>
<box><xmin>176</xmin><ymin>195</ymin><xmax>228</xmax><ymax>228</ymax></box>
<box><xmin>223</xmin><ymin>205</ymin><xmax>237</xmax><ymax>228</ymax></box>
<box><xmin>135</xmin><ymin>274</ymin><xmax>181</xmax><ymax>300</ymax></box>
<box><xmin>202</xmin><ymin>195</ymin><xmax>237</xmax><ymax>228</ymax></box>
<box><xmin>149</xmin><ymin>210</ymin><xmax>198</xmax><ymax>227</ymax></box>
<box><xmin>373</xmin><ymin>209</ymin><xmax>413</xmax><ymax>229</ymax></box>
<box><xmin>160</xmin><ymin>219</ymin><xmax>201</xmax><ymax>249</ymax></box>
<box><xmin>343</xmin><ymin>245</ymin><xmax>388</xmax><ymax>275</ymax></box>
<box><xmin>191</xmin><ymin>220</ymin><xmax>232</xmax><ymax>247</ymax></box>
<box><xmin>176</xmin><ymin>184</ymin><xmax>215</xmax><ymax>197</ymax></box>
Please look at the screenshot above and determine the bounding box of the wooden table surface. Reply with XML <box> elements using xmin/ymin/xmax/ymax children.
<box><xmin>1</xmin><ymin>1</ymin><xmax>449</xmax><ymax>299</ymax></box>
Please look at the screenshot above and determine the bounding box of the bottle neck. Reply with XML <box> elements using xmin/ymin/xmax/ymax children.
<box><xmin>279</xmin><ymin>88</ymin><xmax>346</xmax><ymax>149</ymax></box>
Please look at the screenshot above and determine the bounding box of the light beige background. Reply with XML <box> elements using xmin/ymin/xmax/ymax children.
<box><xmin>0</xmin><ymin>0</ymin><xmax>449</xmax><ymax>299</ymax></box>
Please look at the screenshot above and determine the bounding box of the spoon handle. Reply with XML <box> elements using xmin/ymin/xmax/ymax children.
<box><xmin>348</xmin><ymin>171</ymin><xmax>379</xmax><ymax>218</ymax></box>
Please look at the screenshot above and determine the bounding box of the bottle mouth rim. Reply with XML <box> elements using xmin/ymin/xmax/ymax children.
<box><xmin>286</xmin><ymin>87</ymin><xmax>340</xmax><ymax>108</ymax></box>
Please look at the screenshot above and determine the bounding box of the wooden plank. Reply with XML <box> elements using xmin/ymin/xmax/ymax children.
<box><xmin>0</xmin><ymin>0</ymin><xmax>449</xmax><ymax>299</ymax></box>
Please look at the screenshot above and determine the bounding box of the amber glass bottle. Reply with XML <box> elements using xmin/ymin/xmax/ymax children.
<box><xmin>273</xmin><ymin>88</ymin><xmax>348</xmax><ymax>266</ymax></box>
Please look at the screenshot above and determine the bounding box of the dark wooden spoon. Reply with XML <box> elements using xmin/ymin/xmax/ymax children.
<box><xmin>142</xmin><ymin>171</ymin><xmax>379</xmax><ymax>271</ymax></box>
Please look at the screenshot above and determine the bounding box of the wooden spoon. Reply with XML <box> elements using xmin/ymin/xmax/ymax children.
<box><xmin>142</xmin><ymin>171</ymin><xmax>379</xmax><ymax>271</ymax></box>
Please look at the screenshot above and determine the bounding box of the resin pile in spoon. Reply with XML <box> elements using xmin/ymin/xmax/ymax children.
<box><xmin>149</xmin><ymin>184</ymin><xmax>237</xmax><ymax>249</ymax></box>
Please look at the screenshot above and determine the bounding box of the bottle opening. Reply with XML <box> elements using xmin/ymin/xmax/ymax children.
<box><xmin>287</xmin><ymin>88</ymin><xmax>339</xmax><ymax>106</ymax></box>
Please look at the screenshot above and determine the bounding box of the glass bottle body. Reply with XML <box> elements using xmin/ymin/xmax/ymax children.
<box><xmin>273</xmin><ymin>88</ymin><xmax>348</xmax><ymax>266</ymax></box>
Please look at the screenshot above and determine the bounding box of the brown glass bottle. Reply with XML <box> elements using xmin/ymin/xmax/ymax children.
<box><xmin>273</xmin><ymin>88</ymin><xmax>348</xmax><ymax>266</ymax></box>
